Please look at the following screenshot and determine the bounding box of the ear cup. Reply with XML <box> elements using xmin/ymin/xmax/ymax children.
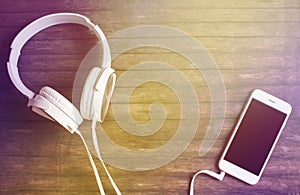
<box><xmin>99</xmin><ymin>72</ymin><xmax>116</xmax><ymax>121</ymax></box>
<box><xmin>28</xmin><ymin>89</ymin><xmax>82</xmax><ymax>133</ymax></box>
<box><xmin>80</xmin><ymin>67</ymin><xmax>116</xmax><ymax>122</ymax></box>
<box><xmin>40</xmin><ymin>86</ymin><xmax>83</xmax><ymax>126</ymax></box>
<box><xmin>80</xmin><ymin>67</ymin><xmax>102</xmax><ymax>120</ymax></box>
<box><xmin>29</xmin><ymin>97</ymin><xmax>56</xmax><ymax>121</ymax></box>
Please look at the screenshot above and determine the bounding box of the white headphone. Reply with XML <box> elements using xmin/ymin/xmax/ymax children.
<box><xmin>7</xmin><ymin>12</ymin><xmax>116</xmax><ymax>133</ymax></box>
<box><xmin>7</xmin><ymin>13</ymin><xmax>120</xmax><ymax>195</ymax></box>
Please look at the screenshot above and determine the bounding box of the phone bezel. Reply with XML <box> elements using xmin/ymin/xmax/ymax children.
<box><xmin>218</xmin><ymin>89</ymin><xmax>292</xmax><ymax>185</ymax></box>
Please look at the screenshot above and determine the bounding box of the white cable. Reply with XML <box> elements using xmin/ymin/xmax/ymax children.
<box><xmin>74</xmin><ymin>129</ymin><xmax>106</xmax><ymax>195</ymax></box>
<box><xmin>190</xmin><ymin>170</ymin><xmax>225</xmax><ymax>195</ymax></box>
<box><xmin>92</xmin><ymin>114</ymin><xmax>122</xmax><ymax>195</ymax></box>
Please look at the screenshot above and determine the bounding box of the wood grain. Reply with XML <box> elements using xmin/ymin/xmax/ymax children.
<box><xmin>0</xmin><ymin>0</ymin><xmax>299</xmax><ymax>194</ymax></box>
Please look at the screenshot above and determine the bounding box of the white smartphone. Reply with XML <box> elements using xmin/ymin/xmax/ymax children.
<box><xmin>219</xmin><ymin>89</ymin><xmax>292</xmax><ymax>185</ymax></box>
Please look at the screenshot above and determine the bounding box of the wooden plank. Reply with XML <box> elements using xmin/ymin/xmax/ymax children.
<box><xmin>1</xmin><ymin>51</ymin><xmax>298</xmax><ymax>72</ymax></box>
<box><xmin>2</xmin><ymin>37</ymin><xmax>300</xmax><ymax>55</ymax></box>
<box><xmin>0</xmin><ymin>85</ymin><xmax>299</xmax><ymax>122</ymax></box>
<box><xmin>1</xmin><ymin>84</ymin><xmax>299</xmax><ymax>104</ymax></box>
<box><xmin>1</xmin><ymin>8</ymin><xmax>300</xmax><ymax>28</ymax></box>
<box><xmin>1</xmin><ymin>22</ymin><xmax>300</xmax><ymax>39</ymax></box>
<box><xmin>0</xmin><ymin>0</ymin><xmax>300</xmax><ymax>14</ymax></box>
<box><xmin>1</xmin><ymin>68</ymin><xmax>298</xmax><ymax>89</ymax></box>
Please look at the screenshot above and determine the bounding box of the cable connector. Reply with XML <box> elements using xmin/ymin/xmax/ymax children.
<box><xmin>190</xmin><ymin>170</ymin><xmax>225</xmax><ymax>195</ymax></box>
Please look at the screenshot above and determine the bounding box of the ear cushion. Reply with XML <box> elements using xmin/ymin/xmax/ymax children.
<box><xmin>30</xmin><ymin>99</ymin><xmax>55</xmax><ymax>121</ymax></box>
<box><xmin>98</xmin><ymin>72</ymin><xmax>116</xmax><ymax>122</ymax></box>
<box><xmin>80</xmin><ymin>67</ymin><xmax>116</xmax><ymax>122</ymax></box>
<box><xmin>40</xmin><ymin>86</ymin><xmax>83</xmax><ymax>126</ymax></box>
<box><xmin>28</xmin><ymin>93</ymin><xmax>79</xmax><ymax>133</ymax></box>
<box><xmin>80</xmin><ymin>67</ymin><xmax>102</xmax><ymax>120</ymax></box>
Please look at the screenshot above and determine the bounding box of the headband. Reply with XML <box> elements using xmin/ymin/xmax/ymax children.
<box><xmin>7</xmin><ymin>13</ymin><xmax>111</xmax><ymax>99</ymax></box>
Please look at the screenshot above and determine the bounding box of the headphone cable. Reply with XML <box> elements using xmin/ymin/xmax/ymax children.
<box><xmin>74</xmin><ymin>125</ymin><xmax>122</xmax><ymax>195</ymax></box>
<box><xmin>74</xmin><ymin>129</ymin><xmax>106</xmax><ymax>195</ymax></box>
<box><xmin>91</xmin><ymin>114</ymin><xmax>122</xmax><ymax>195</ymax></box>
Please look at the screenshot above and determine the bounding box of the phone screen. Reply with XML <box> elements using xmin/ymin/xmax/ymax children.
<box><xmin>224</xmin><ymin>99</ymin><xmax>287</xmax><ymax>175</ymax></box>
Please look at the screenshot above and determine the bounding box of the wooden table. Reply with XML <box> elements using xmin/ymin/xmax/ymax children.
<box><xmin>0</xmin><ymin>0</ymin><xmax>299</xmax><ymax>194</ymax></box>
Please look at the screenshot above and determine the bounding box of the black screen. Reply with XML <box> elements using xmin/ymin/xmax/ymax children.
<box><xmin>224</xmin><ymin>99</ymin><xmax>287</xmax><ymax>175</ymax></box>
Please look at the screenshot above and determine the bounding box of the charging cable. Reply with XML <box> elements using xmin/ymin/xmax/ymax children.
<box><xmin>190</xmin><ymin>170</ymin><xmax>225</xmax><ymax>195</ymax></box>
